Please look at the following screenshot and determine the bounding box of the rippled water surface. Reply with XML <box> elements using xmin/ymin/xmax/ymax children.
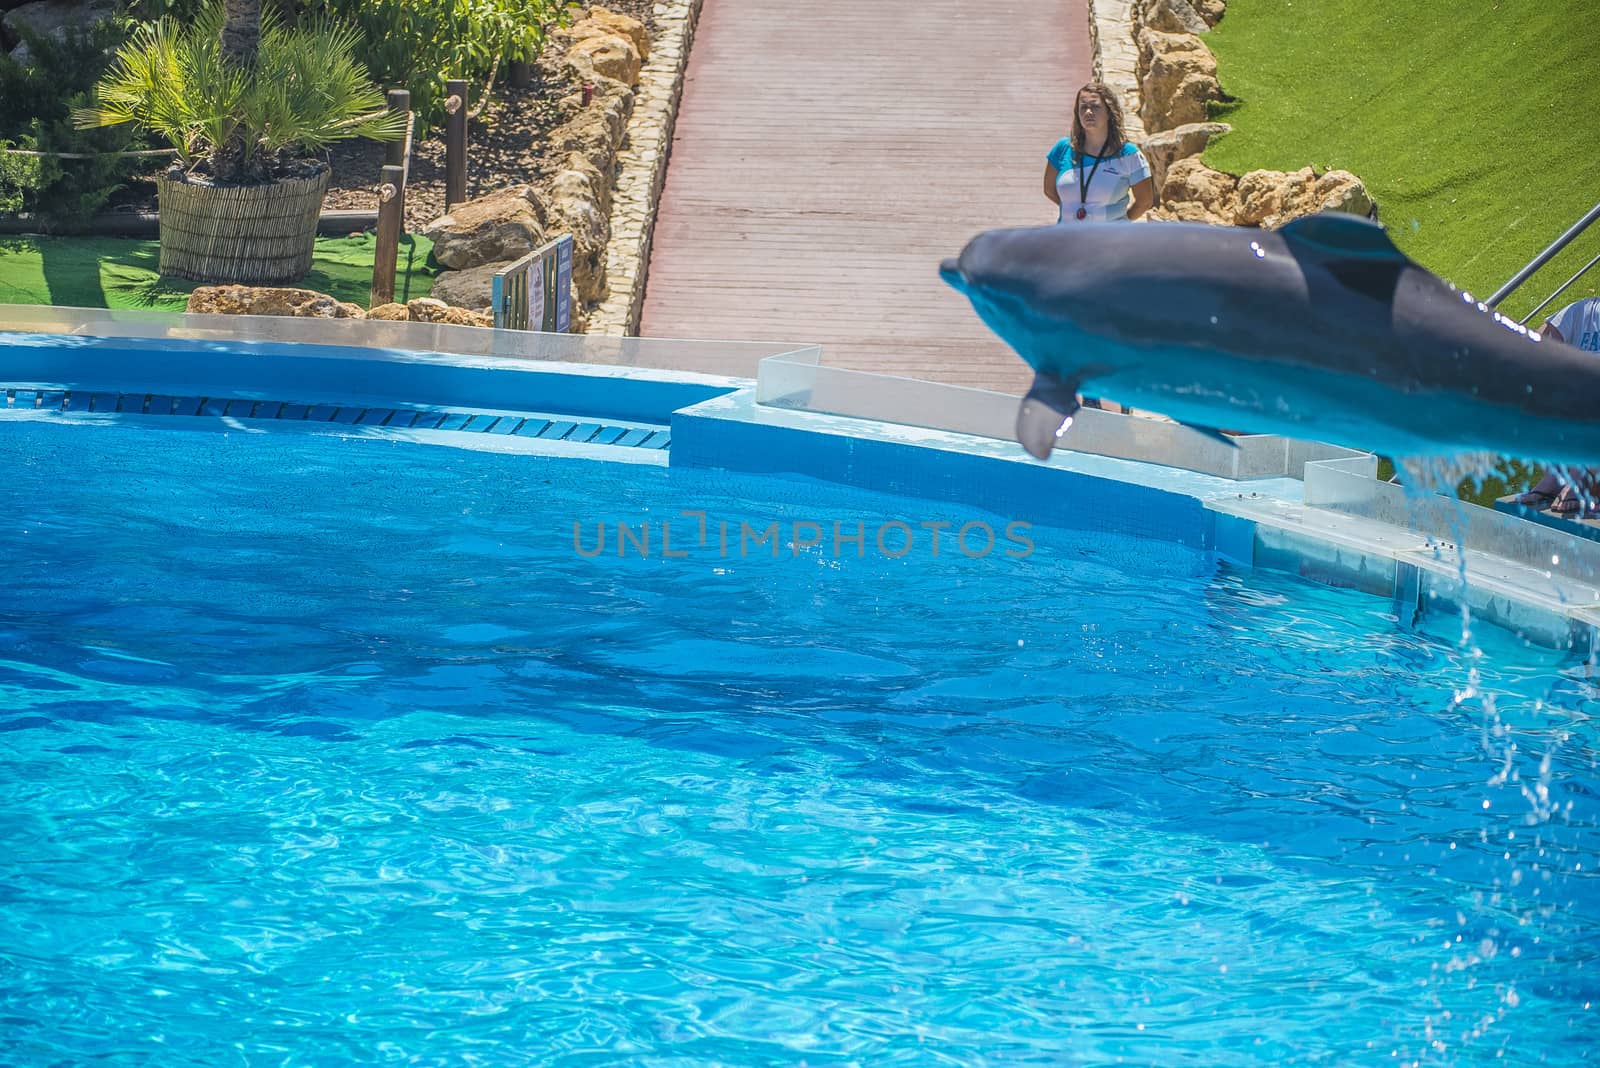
<box><xmin>1</xmin><ymin>419</ymin><xmax>1597</xmax><ymax>1066</ymax></box>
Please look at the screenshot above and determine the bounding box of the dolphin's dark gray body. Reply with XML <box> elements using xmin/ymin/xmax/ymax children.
<box><xmin>940</xmin><ymin>214</ymin><xmax>1600</xmax><ymax>465</ymax></box>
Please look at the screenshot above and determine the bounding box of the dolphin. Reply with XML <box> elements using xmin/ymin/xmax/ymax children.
<box><xmin>939</xmin><ymin>213</ymin><xmax>1600</xmax><ymax>465</ymax></box>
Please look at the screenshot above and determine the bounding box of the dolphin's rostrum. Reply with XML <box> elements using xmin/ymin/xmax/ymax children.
<box><xmin>941</xmin><ymin>214</ymin><xmax>1598</xmax><ymax>465</ymax></box>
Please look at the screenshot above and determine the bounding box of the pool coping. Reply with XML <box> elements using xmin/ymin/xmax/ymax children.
<box><xmin>4</xmin><ymin>316</ymin><xmax>1597</xmax><ymax>654</ymax></box>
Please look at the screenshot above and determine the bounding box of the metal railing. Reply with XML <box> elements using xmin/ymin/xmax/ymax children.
<box><xmin>492</xmin><ymin>235</ymin><xmax>574</xmax><ymax>332</ymax></box>
<box><xmin>1486</xmin><ymin>200</ymin><xmax>1600</xmax><ymax>323</ymax></box>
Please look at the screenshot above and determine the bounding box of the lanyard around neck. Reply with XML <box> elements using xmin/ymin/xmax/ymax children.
<box><xmin>1075</xmin><ymin>149</ymin><xmax>1106</xmax><ymax>220</ymax></box>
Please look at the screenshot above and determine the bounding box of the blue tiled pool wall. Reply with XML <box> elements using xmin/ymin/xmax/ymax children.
<box><xmin>0</xmin><ymin>334</ymin><xmax>725</xmax><ymax>427</ymax></box>
<box><xmin>670</xmin><ymin>407</ymin><xmax>1212</xmax><ymax>551</ymax></box>
<box><xmin>5</xmin><ymin>387</ymin><xmax>672</xmax><ymax>449</ymax></box>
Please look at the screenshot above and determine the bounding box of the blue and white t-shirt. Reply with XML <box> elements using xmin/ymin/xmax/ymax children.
<box><xmin>1046</xmin><ymin>139</ymin><xmax>1152</xmax><ymax>223</ymax></box>
<box><xmin>1548</xmin><ymin>297</ymin><xmax>1600</xmax><ymax>351</ymax></box>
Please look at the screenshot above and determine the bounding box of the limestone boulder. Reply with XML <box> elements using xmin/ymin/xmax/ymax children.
<box><xmin>1194</xmin><ymin>0</ymin><xmax>1226</xmax><ymax>26</ymax></box>
<box><xmin>1157</xmin><ymin>157</ymin><xmax>1238</xmax><ymax>224</ymax></box>
<box><xmin>1137</xmin><ymin>29</ymin><xmax>1222</xmax><ymax>132</ymax></box>
<box><xmin>367</xmin><ymin>302</ymin><xmax>411</xmax><ymax>320</ymax></box>
<box><xmin>1138</xmin><ymin>0</ymin><xmax>1209</xmax><ymax>35</ymax></box>
<box><xmin>557</xmin><ymin>150</ymin><xmax>611</xmax><ymax>215</ymax></box>
<box><xmin>1307</xmin><ymin>168</ymin><xmax>1375</xmax><ymax>220</ymax></box>
<box><xmin>1140</xmin><ymin>121</ymin><xmax>1229</xmax><ymax>195</ymax></box>
<box><xmin>405</xmin><ymin>297</ymin><xmax>492</xmax><ymax>327</ymax></box>
<box><xmin>186</xmin><ymin>285</ymin><xmax>365</xmax><ymax>319</ymax></box>
<box><xmin>568</xmin><ymin>6</ymin><xmax>649</xmax><ymax>60</ymax></box>
<box><xmin>429</xmin><ymin>259</ymin><xmax>515</xmax><ymax>312</ymax></box>
<box><xmin>565</xmin><ymin>33</ymin><xmax>642</xmax><ymax>88</ymax></box>
<box><xmin>546</xmin><ymin>163</ymin><xmax>610</xmax><ymax>304</ymax></box>
<box><xmin>1237</xmin><ymin>166</ymin><xmax>1374</xmax><ymax>228</ymax></box>
<box><xmin>549</xmin><ymin>85</ymin><xmax>634</xmax><ymax>185</ymax></box>
<box><xmin>422</xmin><ymin>186</ymin><xmax>547</xmax><ymax>270</ymax></box>
<box><xmin>1232</xmin><ymin>168</ymin><xmax>1297</xmax><ymax>227</ymax></box>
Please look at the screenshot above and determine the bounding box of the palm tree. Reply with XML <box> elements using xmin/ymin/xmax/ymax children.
<box><xmin>215</xmin><ymin>0</ymin><xmax>261</xmax><ymax>179</ymax></box>
<box><xmin>218</xmin><ymin>0</ymin><xmax>261</xmax><ymax>70</ymax></box>
<box><xmin>75</xmin><ymin>1</ymin><xmax>405</xmax><ymax>282</ymax></box>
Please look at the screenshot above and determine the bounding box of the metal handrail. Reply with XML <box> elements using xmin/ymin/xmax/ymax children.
<box><xmin>1486</xmin><ymin>200</ymin><xmax>1600</xmax><ymax>308</ymax></box>
<box><xmin>1518</xmin><ymin>250</ymin><xmax>1600</xmax><ymax>326</ymax></box>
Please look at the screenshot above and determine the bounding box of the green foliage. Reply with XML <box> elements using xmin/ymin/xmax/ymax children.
<box><xmin>75</xmin><ymin>3</ymin><xmax>406</xmax><ymax>183</ymax></box>
<box><xmin>1202</xmin><ymin>0</ymin><xmax>1599</xmax><ymax>324</ymax></box>
<box><xmin>0</xmin><ymin>22</ymin><xmax>151</xmax><ymax>225</ymax></box>
<box><xmin>293</xmin><ymin>0</ymin><xmax>578</xmax><ymax>123</ymax></box>
<box><xmin>121</xmin><ymin>0</ymin><xmax>216</xmax><ymax>23</ymax></box>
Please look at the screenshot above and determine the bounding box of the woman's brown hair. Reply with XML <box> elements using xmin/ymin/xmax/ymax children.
<box><xmin>1070</xmin><ymin>82</ymin><xmax>1128</xmax><ymax>158</ymax></box>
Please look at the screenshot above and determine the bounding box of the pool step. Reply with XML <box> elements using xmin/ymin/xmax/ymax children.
<box><xmin>3</xmin><ymin>388</ymin><xmax>671</xmax><ymax>451</ymax></box>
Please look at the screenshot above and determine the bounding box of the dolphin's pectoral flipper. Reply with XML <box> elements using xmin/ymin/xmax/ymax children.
<box><xmin>1176</xmin><ymin>420</ymin><xmax>1239</xmax><ymax>449</ymax></box>
<box><xmin>1016</xmin><ymin>373</ymin><xmax>1082</xmax><ymax>460</ymax></box>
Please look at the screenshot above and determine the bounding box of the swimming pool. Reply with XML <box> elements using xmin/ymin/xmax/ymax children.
<box><xmin>1</xmin><ymin>416</ymin><xmax>1595</xmax><ymax>1065</ymax></box>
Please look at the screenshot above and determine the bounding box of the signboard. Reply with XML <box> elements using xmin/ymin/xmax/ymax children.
<box><xmin>491</xmin><ymin>234</ymin><xmax>575</xmax><ymax>332</ymax></box>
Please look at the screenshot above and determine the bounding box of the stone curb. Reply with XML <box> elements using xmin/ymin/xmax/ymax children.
<box><xmin>1087</xmin><ymin>0</ymin><xmax>1146</xmax><ymax>144</ymax></box>
<box><xmin>586</xmin><ymin>0</ymin><xmax>704</xmax><ymax>336</ymax></box>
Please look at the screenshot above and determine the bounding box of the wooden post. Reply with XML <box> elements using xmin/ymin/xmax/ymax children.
<box><xmin>370</xmin><ymin>164</ymin><xmax>404</xmax><ymax>308</ymax></box>
<box><xmin>383</xmin><ymin>88</ymin><xmax>411</xmax><ymax>229</ymax></box>
<box><xmin>445</xmin><ymin>78</ymin><xmax>468</xmax><ymax>210</ymax></box>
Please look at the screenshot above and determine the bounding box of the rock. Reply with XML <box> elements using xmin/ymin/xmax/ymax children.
<box><xmin>1236</xmin><ymin>166</ymin><xmax>1374</xmax><ymax>228</ymax></box>
<box><xmin>1157</xmin><ymin>157</ymin><xmax>1238</xmax><ymax>224</ymax></box>
<box><xmin>186</xmin><ymin>285</ymin><xmax>365</xmax><ymax>319</ymax></box>
<box><xmin>1194</xmin><ymin>0</ymin><xmax>1226</xmax><ymax>26</ymax></box>
<box><xmin>558</xmin><ymin>150</ymin><xmax>611</xmax><ymax>215</ymax></box>
<box><xmin>367</xmin><ymin>298</ymin><xmax>492</xmax><ymax>326</ymax></box>
<box><xmin>1233</xmin><ymin>168</ymin><xmax>1293</xmax><ymax>227</ymax></box>
<box><xmin>1136</xmin><ymin>29</ymin><xmax>1222</xmax><ymax>132</ymax></box>
<box><xmin>442</xmin><ymin>307</ymin><xmax>494</xmax><ymax>328</ymax></box>
<box><xmin>2</xmin><ymin>0</ymin><xmax>117</xmax><ymax>63</ymax></box>
<box><xmin>569</xmin><ymin>6</ymin><xmax>649</xmax><ymax>60</ymax></box>
<box><xmin>565</xmin><ymin>33</ymin><xmax>642</xmax><ymax>88</ymax></box>
<box><xmin>429</xmin><ymin>259</ymin><xmax>516</xmax><ymax>312</ymax></box>
<box><xmin>546</xmin><ymin>163</ymin><xmax>610</xmax><ymax>304</ymax></box>
<box><xmin>548</xmin><ymin>85</ymin><xmax>634</xmax><ymax>184</ymax></box>
<box><xmin>405</xmin><ymin>297</ymin><xmax>453</xmax><ymax>322</ymax></box>
<box><xmin>1138</xmin><ymin>0</ymin><xmax>1209</xmax><ymax>35</ymax></box>
<box><xmin>1140</xmin><ymin>121</ymin><xmax>1230</xmax><ymax>195</ymax></box>
<box><xmin>1309</xmin><ymin>168</ymin><xmax>1374</xmax><ymax>219</ymax></box>
<box><xmin>422</xmin><ymin>186</ymin><xmax>547</xmax><ymax>270</ymax></box>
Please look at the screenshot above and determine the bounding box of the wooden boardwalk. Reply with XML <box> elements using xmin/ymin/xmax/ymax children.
<box><xmin>638</xmin><ymin>0</ymin><xmax>1092</xmax><ymax>393</ymax></box>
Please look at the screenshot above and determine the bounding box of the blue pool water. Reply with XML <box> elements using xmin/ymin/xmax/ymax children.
<box><xmin>0</xmin><ymin>417</ymin><xmax>1596</xmax><ymax>1066</ymax></box>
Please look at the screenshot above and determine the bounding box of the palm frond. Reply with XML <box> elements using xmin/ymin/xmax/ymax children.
<box><xmin>74</xmin><ymin>0</ymin><xmax>402</xmax><ymax>179</ymax></box>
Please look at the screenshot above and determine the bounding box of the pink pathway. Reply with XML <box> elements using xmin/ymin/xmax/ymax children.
<box><xmin>639</xmin><ymin>0</ymin><xmax>1093</xmax><ymax>393</ymax></box>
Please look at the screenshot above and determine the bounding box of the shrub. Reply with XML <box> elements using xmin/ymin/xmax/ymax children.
<box><xmin>75</xmin><ymin>3</ymin><xmax>406</xmax><ymax>184</ymax></box>
<box><xmin>292</xmin><ymin>0</ymin><xmax>578</xmax><ymax>124</ymax></box>
<box><xmin>0</xmin><ymin>22</ymin><xmax>152</xmax><ymax>226</ymax></box>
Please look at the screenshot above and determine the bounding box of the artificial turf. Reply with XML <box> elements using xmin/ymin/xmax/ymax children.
<box><xmin>1202</xmin><ymin>0</ymin><xmax>1598</xmax><ymax>325</ymax></box>
<box><xmin>0</xmin><ymin>232</ymin><xmax>436</xmax><ymax>312</ymax></box>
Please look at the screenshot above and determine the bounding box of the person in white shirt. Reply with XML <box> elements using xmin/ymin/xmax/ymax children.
<box><xmin>1541</xmin><ymin>296</ymin><xmax>1600</xmax><ymax>352</ymax></box>
<box><xmin>1042</xmin><ymin>83</ymin><xmax>1156</xmax><ymax>225</ymax></box>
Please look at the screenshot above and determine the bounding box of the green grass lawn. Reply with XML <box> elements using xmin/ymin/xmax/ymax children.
<box><xmin>1203</xmin><ymin>0</ymin><xmax>1598</xmax><ymax>325</ymax></box>
<box><xmin>0</xmin><ymin>232</ymin><xmax>435</xmax><ymax>312</ymax></box>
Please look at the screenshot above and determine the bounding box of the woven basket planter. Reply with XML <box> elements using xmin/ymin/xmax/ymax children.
<box><xmin>155</xmin><ymin>164</ymin><xmax>331</xmax><ymax>284</ymax></box>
